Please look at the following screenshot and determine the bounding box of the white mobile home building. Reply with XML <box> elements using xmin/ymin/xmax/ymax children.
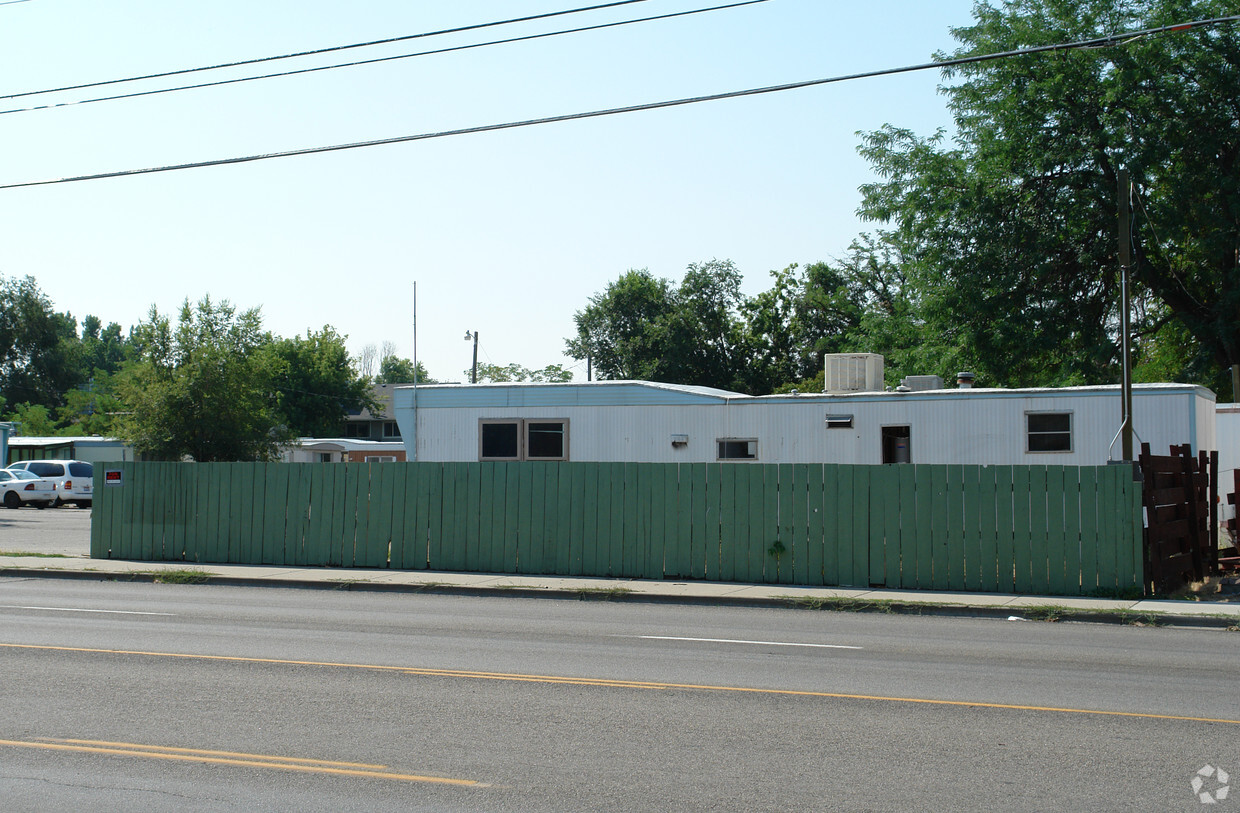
<box><xmin>392</xmin><ymin>380</ymin><xmax>1215</xmax><ymax>466</ymax></box>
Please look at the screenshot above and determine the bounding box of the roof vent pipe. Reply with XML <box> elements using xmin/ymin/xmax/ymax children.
<box><xmin>956</xmin><ymin>372</ymin><xmax>975</xmax><ymax>389</ymax></box>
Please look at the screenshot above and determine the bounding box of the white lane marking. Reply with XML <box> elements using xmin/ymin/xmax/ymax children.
<box><xmin>0</xmin><ymin>605</ymin><xmax>174</xmax><ymax>616</ymax></box>
<box><xmin>637</xmin><ymin>635</ymin><xmax>861</xmax><ymax>650</ymax></box>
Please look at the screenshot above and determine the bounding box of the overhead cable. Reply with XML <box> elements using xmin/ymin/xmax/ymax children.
<box><xmin>0</xmin><ymin>0</ymin><xmax>653</xmax><ymax>101</ymax></box>
<box><xmin>3</xmin><ymin>15</ymin><xmax>1237</xmax><ymax>191</ymax></box>
<box><xmin>0</xmin><ymin>1</ymin><xmax>767</xmax><ymax>117</ymax></box>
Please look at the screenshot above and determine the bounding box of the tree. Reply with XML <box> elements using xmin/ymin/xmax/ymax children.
<box><xmin>472</xmin><ymin>362</ymin><xmax>574</xmax><ymax>383</ymax></box>
<box><xmin>56</xmin><ymin>371</ymin><xmax>128</xmax><ymax>437</ymax></box>
<box><xmin>267</xmin><ymin>327</ymin><xmax>374</xmax><ymax>438</ymax></box>
<box><xmin>854</xmin><ymin>0</ymin><xmax>1240</xmax><ymax>394</ymax></box>
<box><xmin>566</xmin><ymin>260</ymin><xmax>754</xmax><ymax>391</ymax></box>
<box><xmin>8</xmin><ymin>402</ymin><xmax>56</xmax><ymax>436</ymax></box>
<box><xmin>566</xmin><ymin>269</ymin><xmax>675</xmax><ymax>381</ymax></box>
<box><xmin>0</xmin><ymin>275</ymin><xmax>83</xmax><ymax>408</ymax></box>
<box><xmin>118</xmin><ymin>296</ymin><xmax>289</xmax><ymax>461</ymax></box>
<box><xmin>376</xmin><ymin>345</ymin><xmax>436</xmax><ymax>384</ymax></box>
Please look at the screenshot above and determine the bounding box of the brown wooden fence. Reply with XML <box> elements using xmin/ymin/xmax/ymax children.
<box><xmin>1139</xmin><ymin>443</ymin><xmax>1218</xmax><ymax>594</ymax></box>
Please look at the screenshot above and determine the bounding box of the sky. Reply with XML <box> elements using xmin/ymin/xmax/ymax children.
<box><xmin>1</xmin><ymin>0</ymin><xmax>979</xmax><ymax>383</ymax></box>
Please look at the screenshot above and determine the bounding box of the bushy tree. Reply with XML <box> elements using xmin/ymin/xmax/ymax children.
<box><xmin>471</xmin><ymin>362</ymin><xmax>574</xmax><ymax>383</ymax></box>
<box><xmin>855</xmin><ymin>0</ymin><xmax>1240</xmax><ymax>393</ymax></box>
<box><xmin>567</xmin><ymin>260</ymin><xmax>754</xmax><ymax>391</ymax></box>
<box><xmin>376</xmin><ymin>351</ymin><xmax>435</xmax><ymax>385</ymax></box>
<box><xmin>119</xmin><ymin>296</ymin><xmax>288</xmax><ymax>461</ymax></box>
<box><xmin>267</xmin><ymin>327</ymin><xmax>374</xmax><ymax>438</ymax></box>
<box><xmin>0</xmin><ymin>275</ymin><xmax>83</xmax><ymax>408</ymax></box>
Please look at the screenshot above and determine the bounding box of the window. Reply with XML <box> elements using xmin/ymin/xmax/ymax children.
<box><xmin>717</xmin><ymin>438</ymin><xmax>758</xmax><ymax>461</ymax></box>
<box><xmin>480</xmin><ymin>421</ymin><xmax>521</xmax><ymax>460</ymax></box>
<box><xmin>1027</xmin><ymin>412</ymin><xmax>1073</xmax><ymax>453</ymax></box>
<box><xmin>882</xmin><ymin>425</ymin><xmax>911</xmax><ymax>464</ymax></box>
<box><xmin>382</xmin><ymin>421</ymin><xmax>401</xmax><ymax>439</ymax></box>
<box><xmin>364</xmin><ymin>455</ymin><xmax>397</xmax><ymax>462</ymax></box>
<box><xmin>826</xmin><ymin>414</ymin><xmax>854</xmax><ymax>429</ymax></box>
<box><xmin>344</xmin><ymin>422</ymin><xmax>370</xmax><ymax>439</ymax></box>
<box><xmin>480</xmin><ymin>419</ymin><xmax>568</xmax><ymax>461</ymax></box>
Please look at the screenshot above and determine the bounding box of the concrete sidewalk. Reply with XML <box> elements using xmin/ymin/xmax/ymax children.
<box><xmin>2</xmin><ymin>553</ymin><xmax>1238</xmax><ymax>628</ymax></box>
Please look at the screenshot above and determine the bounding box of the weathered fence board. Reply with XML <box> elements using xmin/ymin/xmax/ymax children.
<box><xmin>91</xmin><ymin>460</ymin><xmax>1145</xmax><ymax>596</ymax></box>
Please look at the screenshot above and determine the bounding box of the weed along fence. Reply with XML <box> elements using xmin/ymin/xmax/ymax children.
<box><xmin>91</xmin><ymin>461</ymin><xmax>1144</xmax><ymax>597</ymax></box>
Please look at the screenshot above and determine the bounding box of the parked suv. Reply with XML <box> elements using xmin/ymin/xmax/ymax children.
<box><xmin>5</xmin><ymin>459</ymin><xmax>94</xmax><ymax>507</ymax></box>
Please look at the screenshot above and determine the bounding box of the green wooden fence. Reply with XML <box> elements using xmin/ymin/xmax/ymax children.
<box><xmin>90</xmin><ymin>461</ymin><xmax>1144</xmax><ymax>596</ymax></box>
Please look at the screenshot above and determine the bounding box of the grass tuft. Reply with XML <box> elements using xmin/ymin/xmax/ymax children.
<box><xmin>0</xmin><ymin>550</ymin><xmax>70</xmax><ymax>559</ymax></box>
<box><xmin>575</xmin><ymin>586</ymin><xmax>633</xmax><ymax>601</ymax></box>
<box><xmin>151</xmin><ymin>569</ymin><xmax>212</xmax><ymax>585</ymax></box>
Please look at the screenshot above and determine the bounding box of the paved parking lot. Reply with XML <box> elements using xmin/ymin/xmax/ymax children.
<box><xmin>0</xmin><ymin>506</ymin><xmax>91</xmax><ymax>557</ymax></box>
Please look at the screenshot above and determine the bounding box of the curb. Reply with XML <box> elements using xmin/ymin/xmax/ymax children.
<box><xmin>3</xmin><ymin>565</ymin><xmax>1237</xmax><ymax>629</ymax></box>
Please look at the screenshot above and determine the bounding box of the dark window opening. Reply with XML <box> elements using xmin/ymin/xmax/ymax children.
<box><xmin>527</xmin><ymin>422</ymin><xmax>566</xmax><ymax>459</ymax></box>
<box><xmin>1027</xmin><ymin>412</ymin><xmax>1072</xmax><ymax>453</ymax></box>
<box><xmin>882</xmin><ymin>425</ymin><xmax>911</xmax><ymax>464</ymax></box>
<box><xmin>481</xmin><ymin>422</ymin><xmax>520</xmax><ymax>460</ymax></box>
<box><xmin>717</xmin><ymin>439</ymin><xmax>757</xmax><ymax>461</ymax></box>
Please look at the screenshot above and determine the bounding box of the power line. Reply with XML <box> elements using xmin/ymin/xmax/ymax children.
<box><xmin>0</xmin><ymin>1</ymin><xmax>767</xmax><ymax>117</ymax></box>
<box><xmin>3</xmin><ymin>15</ymin><xmax>1237</xmax><ymax>191</ymax></box>
<box><xmin>0</xmin><ymin>0</ymin><xmax>653</xmax><ymax>101</ymax></box>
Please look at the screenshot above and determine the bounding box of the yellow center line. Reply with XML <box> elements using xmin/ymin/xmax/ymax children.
<box><xmin>0</xmin><ymin>738</ymin><xmax>482</xmax><ymax>785</ymax></box>
<box><xmin>46</xmin><ymin>738</ymin><xmax>389</xmax><ymax>769</ymax></box>
<box><xmin>5</xmin><ymin>642</ymin><xmax>1238</xmax><ymax>726</ymax></box>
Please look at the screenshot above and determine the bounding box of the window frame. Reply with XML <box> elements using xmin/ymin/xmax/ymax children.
<box><xmin>479</xmin><ymin>418</ymin><xmax>569</xmax><ymax>461</ymax></box>
<box><xmin>1025</xmin><ymin>410</ymin><xmax>1074</xmax><ymax>454</ymax></box>
<box><xmin>525</xmin><ymin>420</ymin><xmax>569</xmax><ymax>461</ymax></box>
<box><xmin>716</xmin><ymin>438</ymin><xmax>759</xmax><ymax>462</ymax></box>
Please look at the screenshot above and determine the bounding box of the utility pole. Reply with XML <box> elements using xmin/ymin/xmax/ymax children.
<box><xmin>1118</xmin><ymin>168</ymin><xmax>1134</xmax><ymax>461</ymax></box>
<box><xmin>464</xmin><ymin>330</ymin><xmax>479</xmax><ymax>384</ymax></box>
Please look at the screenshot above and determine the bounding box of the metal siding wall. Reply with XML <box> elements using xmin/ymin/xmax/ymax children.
<box><xmin>1218</xmin><ymin>407</ymin><xmax>1240</xmax><ymax>477</ymax></box>
<box><xmin>397</xmin><ymin>385</ymin><xmax>1215</xmax><ymax>467</ymax></box>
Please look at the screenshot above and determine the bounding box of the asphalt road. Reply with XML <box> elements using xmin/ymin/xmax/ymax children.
<box><xmin>1</xmin><ymin>578</ymin><xmax>1238</xmax><ymax>812</ymax></box>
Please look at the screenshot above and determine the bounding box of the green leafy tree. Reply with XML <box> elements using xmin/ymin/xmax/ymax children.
<box><xmin>0</xmin><ymin>275</ymin><xmax>83</xmax><ymax>408</ymax></box>
<box><xmin>567</xmin><ymin>260</ymin><xmax>753</xmax><ymax>391</ymax></box>
<box><xmin>56</xmin><ymin>370</ymin><xmax>128</xmax><ymax>437</ymax></box>
<box><xmin>8</xmin><ymin>402</ymin><xmax>57</xmax><ymax>436</ymax></box>
<box><xmin>118</xmin><ymin>296</ymin><xmax>289</xmax><ymax>461</ymax></box>
<box><xmin>79</xmin><ymin>314</ymin><xmax>133</xmax><ymax>375</ymax></box>
<box><xmin>566</xmin><ymin>269</ymin><xmax>675</xmax><ymax>381</ymax></box>
<box><xmin>854</xmin><ymin>0</ymin><xmax>1240</xmax><ymax>394</ymax></box>
<box><xmin>472</xmin><ymin>362</ymin><xmax>574</xmax><ymax>383</ymax></box>
<box><xmin>377</xmin><ymin>354</ymin><xmax>435</xmax><ymax>385</ymax></box>
<box><xmin>267</xmin><ymin>327</ymin><xmax>374</xmax><ymax>438</ymax></box>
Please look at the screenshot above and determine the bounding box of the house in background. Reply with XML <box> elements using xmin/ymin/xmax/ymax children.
<box><xmin>392</xmin><ymin>356</ymin><xmax>1216</xmax><ymax>467</ymax></box>
<box><xmin>4</xmin><ymin>436</ymin><xmax>133</xmax><ymax>466</ymax></box>
<box><xmin>281</xmin><ymin>438</ymin><xmax>406</xmax><ymax>463</ymax></box>
<box><xmin>341</xmin><ymin>383</ymin><xmax>406</xmax><ymax>443</ymax></box>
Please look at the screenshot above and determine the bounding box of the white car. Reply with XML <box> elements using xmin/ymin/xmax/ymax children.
<box><xmin>5</xmin><ymin>460</ymin><xmax>94</xmax><ymax>508</ymax></box>
<box><xmin>0</xmin><ymin>469</ymin><xmax>56</xmax><ymax>508</ymax></box>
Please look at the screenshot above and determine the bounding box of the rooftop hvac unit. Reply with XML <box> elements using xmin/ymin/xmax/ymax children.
<box><xmin>900</xmin><ymin>375</ymin><xmax>944</xmax><ymax>392</ymax></box>
<box><xmin>824</xmin><ymin>353</ymin><xmax>884</xmax><ymax>394</ymax></box>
